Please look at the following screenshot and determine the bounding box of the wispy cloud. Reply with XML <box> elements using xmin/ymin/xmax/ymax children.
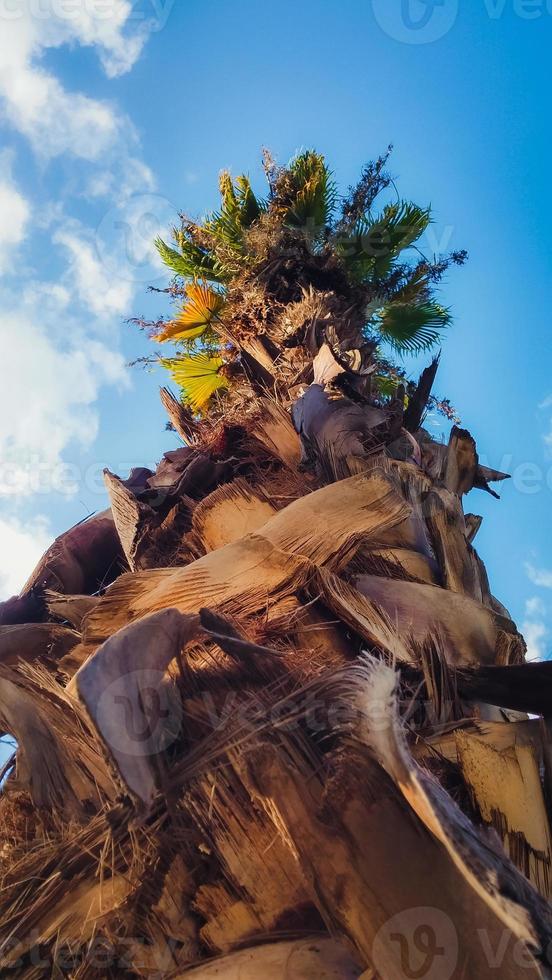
<box><xmin>53</xmin><ymin>221</ymin><xmax>135</xmax><ymax>318</ymax></box>
<box><xmin>0</xmin><ymin>283</ymin><xmax>128</xmax><ymax>498</ymax></box>
<box><xmin>0</xmin><ymin>515</ymin><xmax>52</xmax><ymax>599</ymax></box>
<box><xmin>0</xmin><ymin>1</ymin><xmax>155</xmax><ymax>192</ymax></box>
<box><xmin>522</xmin><ymin>563</ymin><xmax>551</xmax><ymax>660</ymax></box>
<box><xmin>525</xmin><ymin>596</ymin><xmax>546</xmax><ymax>616</ymax></box>
<box><xmin>0</xmin><ymin>151</ymin><xmax>30</xmax><ymax>272</ymax></box>
<box><xmin>522</xmin><ymin>618</ymin><xmax>548</xmax><ymax>661</ymax></box>
<box><xmin>521</xmin><ymin>596</ymin><xmax>549</xmax><ymax>661</ymax></box>
<box><xmin>525</xmin><ymin>562</ymin><xmax>552</xmax><ymax>589</ymax></box>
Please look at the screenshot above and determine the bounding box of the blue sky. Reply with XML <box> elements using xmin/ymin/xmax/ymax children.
<box><xmin>0</xmin><ymin>0</ymin><xmax>551</xmax><ymax>663</ymax></box>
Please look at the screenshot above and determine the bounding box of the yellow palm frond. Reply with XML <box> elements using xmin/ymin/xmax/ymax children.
<box><xmin>162</xmin><ymin>353</ymin><xmax>229</xmax><ymax>413</ymax></box>
<box><xmin>156</xmin><ymin>283</ymin><xmax>225</xmax><ymax>343</ymax></box>
<box><xmin>155</xmin><ymin>320</ymin><xmax>207</xmax><ymax>343</ymax></box>
<box><xmin>182</xmin><ymin>282</ymin><xmax>225</xmax><ymax>327</ymax></box>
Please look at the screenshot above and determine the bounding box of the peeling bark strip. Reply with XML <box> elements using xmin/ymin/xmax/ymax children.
<box><xmin>160</xmin><ymin>386</ymin><xmax>200</xmax><ymax>444</ymax></box>
<box><xmin>250</xmin><ymin>396</ymin><xmax>302</xmax><ymax>468</ymax></box>
<box><xmin>104</xmin><ymin>469</ymin><xmax>160</xmax><ymax>572</ymax></box>
<box><xmin>292</xmin><ymin>382</ymin><xmax>400</xmax><ymax>481</ymax></box>
<box><xmin>75</xmin><ymin>608</ymin><xmax>201</xmax><ymax>810</ymax></box>
<box><xmin>21</xmin><ymin>509</ymin><xmax>124</xmax><ymax>597</ymax></box>
<box><xmin>0</xmin><ymin>152</ymin><xmax>550</xmax><ymax>979</ymax></box>
<box><xmin>457</xmin><ymin>660</ymin><xmax>552</xmax><ymax>714</ymax></box>
<box><xmin>43</xmin><ymin>590</ymin><xmax>98</xmax><ymax>629</ymax></box>
<box><xmin>456</xmin><ymin>728</ymin><xmax>552</xmax><ymax>898</ymax></box>
<box><xmin>0</xmin><ymin>622</ymin><xmax>79</xmax><ymax>667</ymax></box>
<box><xmin>353</xmin><ymin>573</ymin><xmax>522</xmax><ymax>666</ymax></box>
<box><xmin>80</xmin><ymin>468</ymin><xmax>411</xmax><ymax>648</ymax></box>
<box><xmin>191</xmin><ymin>478</ymin><xmax>277</xmax><ymax>551</ymax></box>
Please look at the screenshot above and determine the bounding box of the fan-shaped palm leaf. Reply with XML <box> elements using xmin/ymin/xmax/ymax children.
<box><xmin>376</xmin><ymin>301</ymin><xmax>451</xmax><ymax>353</ymax></box>
<box><xmin>388</xmin><ymin>264</ymin><xmax>431</xmax><ymax>305</ymax></box>
<box><xmin>211</xmin><ymin>171</ymin><xmax>245</xmax><ymax>253</ymax></box>
<box><xmin>374</xmin><ymin>374</ymin><xmax>402</xmax><ymax>397</ymax></box>
<box><xmin>156</xmin><ymin>321</ymin><xmax>207</xmax><ymax>343</ymax></box>
<box><xmin>156</xmin><ymin>283</ymin><xmax>226</xmax><ymax>343</ymax></box>
<box><xmin>162</xmin><ymin>353</ymin><xmax>229</xmax><ymax>413</ymax></box>
<box><xmin>181</xmin><ymin>282</ymin><xmax>225</xmax><ymax>325</ymax></box>
<box><xmin>337</xmin><ymin>202</ymin><xmax>431</xmax><ymax>281</ymax></box>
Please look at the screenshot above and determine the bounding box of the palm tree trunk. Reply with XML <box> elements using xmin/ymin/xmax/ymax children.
<box><xmin>1</xmin><ymin>149</ymin><xmax>551</xmax><ymax>978</ymax></box>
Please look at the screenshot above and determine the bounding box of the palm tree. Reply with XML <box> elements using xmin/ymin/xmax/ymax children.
<box><xmin>1</xmin><ymin>148</ymin><xmax>551</xmax><ymax>980</ymax></box>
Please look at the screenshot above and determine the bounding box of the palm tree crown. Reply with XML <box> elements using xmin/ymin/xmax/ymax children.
<box><xmin>151</xmin><ymin>148</ymin><xmax>466</xmax><ymax>415</ymax></box>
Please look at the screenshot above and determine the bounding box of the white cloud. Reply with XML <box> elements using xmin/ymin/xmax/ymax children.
<box><xmin>521</xmin><ymin>597</ymin><xmax>549</xmax><ymax>661</ymax></box>
<box><xmin>525</xmin><ymin>561</ymin><xmax>552</xmax><ymax>589</ymax></box>
<box><xmin>0</xmin><ymin>514</ymin><xmax>52</xmax><ymax>599</ymax></box>
<box><xmin>2</xmin><ymin>67</ymin><xmax>120</xmax><ymax>161</ymax></box>
<box><xmin>39</xmin><ymin>0</ymin><xmax>151</xmax><ymax>80</ymax></box>
<box><xmin>522</xmin><ymin>616</ymin><xmax>548</xmax><ymax>662</ymax></box>
<box><xmin>0</xmin><ymin>152</ymin><xmax>30</xmax><ymax>271</ymax></box>
<box><xmin>525</xmin><ymin>596</ymin><xmax>546</xmax><ymax>617</ymax></box>
<box><xmin>53</xmin><ymin>221</ymin><xmax>134</xmax><ymax>317</ymax></box>
<box><xmin>85</xmin><ymin>156</ymin><xmax>156</xmax><ymax>200</ymax></box>
<box><xmin>0</xmin><ymin>287</ymin><xmax>128</xmax><ymax>498</ymax></box>
<box><xmin>0</xmin><ymin>1</ymin><xmax>153</xmax><ymax>173</ymax></box>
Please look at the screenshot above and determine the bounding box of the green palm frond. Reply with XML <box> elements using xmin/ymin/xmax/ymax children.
<box><xmin>374</xmin><ymin>374</ymin><xmax>404</xmax><ymax>398</ymax></box>
<box><xmin>337</xmin><ymin>202</ymin><xmax>431</xmax><ymax>281</ymax></box>
<box><xmin>281</xmin><ymin>151</ymin><xmax>337</xmax><ymax>232</ymax></box>
<box><xmin>207</xmin><ymin>171</ymin><xmax>265</xmax><ymax>256</ymax></box>
<box><xmin>209</xmin><ymin>171</ymin><xmax>245</xmax><ymax>253</ymax></box>
<box><xmin>376</xmin><ymin>301</ymin><xmax>451</xmax><ymax>353</ymax></box>
<box><xmin>235</xmin><ymin>175</ymin><xmax>263</xmax><ymax>225</ymax></box>
<box><xmin>155</xmin><ymin>235</ymin><xmax>223</xmax><ymax>283</ymax></box>
<box><xmin>388</xmin><ymin>264</ymin><xmax>431</xmax><ymax>305</ymax></box>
